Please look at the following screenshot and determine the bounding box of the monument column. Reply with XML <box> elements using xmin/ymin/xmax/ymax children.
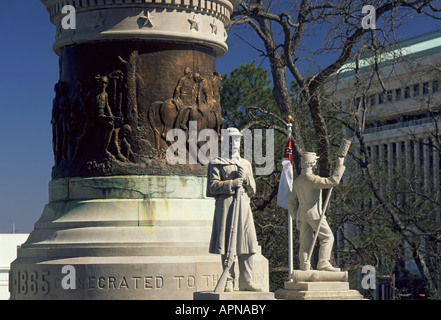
<box><xmin>45</xmin><ymin>0</ymin><xmax>235</xmax><ymax>177</ymax></box>
<box><xmin>9</xmin><ymin>0</ymin><xmax>270</xmax><ymax>300</ymax></box>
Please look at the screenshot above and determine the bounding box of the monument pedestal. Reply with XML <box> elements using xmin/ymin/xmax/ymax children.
<box><xmin>275</xmin><ymin>270</ymin><xmax>365</xmax><ymax>300</ymax></box>
<box><xmin>9</xmin><ymin>176</ymin><xmax>269</xmax><ymax>300</ymax></box>
<box><xmin>12</xmin><ymin>0</ymin><xmax>265</xmax><ymax>300</ymax></box>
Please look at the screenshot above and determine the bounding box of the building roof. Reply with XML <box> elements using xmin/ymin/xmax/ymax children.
<box><xmin>336</xmin><ymin>28</ymin><xmax>441</xmax><ymax>79</ymax></box>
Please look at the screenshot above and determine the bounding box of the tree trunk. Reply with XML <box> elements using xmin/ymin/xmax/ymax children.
<box><xmin>268</xmin><ymin>54</ymin><xmax>304</xmax><ymax>174</ymax></box>
<box><xmin>308</xmin><ymin>91</ymin><xmax>330</xmax><ymax>177</ymax></box>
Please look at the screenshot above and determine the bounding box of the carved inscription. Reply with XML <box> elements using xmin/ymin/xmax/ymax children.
<box><xmin>75</xmin><ymin>276</ymin><xmax>164</xmax><ymax>290</ymax></box>
<box><xmin>11</xmin><ymin>268</ymin><xmax>265</xmax><ymax>297</ymax></box>
<box><xmin>11</xmin><ymin>270</ymin><xmax>50</xmax><ymax>296</ymax></box>
<box><xmin>54</xmin><ymin>275</ymin><xmax>164</xmax><ymax>291</ymax></box>
<box><xmin>202</xmin><ymin>274</ymin><xmax>220</xmax><ymax>287</ymax></box>
<box><xmin>173</xmin><ymin>275</ymin><xmax>196</xmax><ymax>289</ymax></box>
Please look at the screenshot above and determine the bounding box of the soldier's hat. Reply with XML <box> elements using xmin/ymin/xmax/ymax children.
<box><xmin>302</xmin><ymin>152</ymin><xmax>319</xmax><ymax>162</ymax></box>
<box><xmin>225</xmin><ymin>127</ymin><xmax>243</xmax><ymax>137</ymax></box>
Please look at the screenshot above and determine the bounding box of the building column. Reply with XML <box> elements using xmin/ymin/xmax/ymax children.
<box><xmin>404</xmin><ymin>137</ymin><xmax>412</xmax><ymax>206</ymax></box>
<box><xmin>379</xmin><ymin>142</ymin><xmax>385</xmax><ymax>171</ymax></box>
<box><xmin>434</xmin><ymin>141</ymin><xmax>440</xmax><ymax>204</ymax></box>
<box><xmin>369</xmin><ymin>143</ymin><xmax>377</xmax><ymax>208</ymax></box>
<box><xmin>395</xmin><ymin>139</ymin><xmax>403</xmax><ymax>205</ymax></box>
<box><xmin>423</xmin><ymin>137</ymin><xmax>430</xmax><ymax>192</ymax></box>
<box><xmin>371</xmin><ymin>143</ymin><xmax>377</xmax><ymax>168</ymax></box>
<box><xmin>387</xmin><ymin>140</ymin><xmax>394</xmax><ymax>191</ymax></box>
<box><xmin>395</xmin><ymin>140</ymin><xmax>402</xmax><ymax>171</ymax></box>
<box><xmin>433</xmin><ymin>137</ymin><xmax>441</xmax><ymax>294</ymax></box>
<box><xmin>414</xmin><ymin>138</ymin><xmax>421</xmax><ymax>191</ymax></box>
<box><xmin>405</xmin><ymin>138</ymin><xmax>411</xmax><ymax>177</ymax></box>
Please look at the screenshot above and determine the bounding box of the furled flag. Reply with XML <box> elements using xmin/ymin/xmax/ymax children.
<box><xmin>277</xmin><ymin>136</ymin><xmax>293</xmax><ymax>209</ymax></box>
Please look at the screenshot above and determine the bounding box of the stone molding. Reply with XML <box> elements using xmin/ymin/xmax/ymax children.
<box><xmin>41</xmin><ymin>0</ymin><xmax>238</xmax><ymax>56</ymax></box>
<box><xmin>49</xmin><ymin>175</ymin><xmax>210</xmax><ymax>201</ymax></box>
<box><xmin>43</xmin><ymin>0</ymin><xmax>234</xmax><ymax>22</ymax></box>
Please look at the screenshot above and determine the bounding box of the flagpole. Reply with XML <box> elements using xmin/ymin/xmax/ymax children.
<box><xmin>286</xmin><ymin>118</ymin><xmax>293</xmax><ymax>281</ymax></box>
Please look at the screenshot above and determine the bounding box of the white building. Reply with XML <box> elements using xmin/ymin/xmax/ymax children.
<box><xmin>327</xmin><ymin>29</ymin><xmax>441</xmax><ymax>299</ymax></box>
<box><xmin>0</xmin><ymin>234</ymin><xmax>30</xmax><ymax>300</ymax></box>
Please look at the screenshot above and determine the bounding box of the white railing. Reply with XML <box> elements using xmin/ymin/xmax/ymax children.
<box><xmin>364</xmin><ymin>116</ymin><xmax>441</xmax><ymax>134</ymax></box>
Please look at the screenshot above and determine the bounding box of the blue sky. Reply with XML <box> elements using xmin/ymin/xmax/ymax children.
<box><xmin>0</xmin><ymin>2</ymin><xmax>440</xmax><ymax>233</ymax></box>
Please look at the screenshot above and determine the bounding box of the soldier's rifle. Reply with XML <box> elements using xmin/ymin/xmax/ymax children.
<box><xmin>214</xmin><ymin>185</ymin><xmax>243</xmax><ymax>293</ymax></box>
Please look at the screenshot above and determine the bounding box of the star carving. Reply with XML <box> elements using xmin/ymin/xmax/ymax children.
<box><xmin>139</xmin><ymin>9</ymin><xmax>155</xmax><ymax>28</ymax></box>
<box><xmin>94</xmin><ymin>12</ymin><xmax>105</xmax><ymax>29</ymax></box>
<box><xmin>188</xmin><ymin>17</ymin><xmax>199</xmax><ymax>31</ymax></box>
<box><xmin>210</xmin><ymin>22</ymin><xmax>218</xmax><ymax>35</ymax></box>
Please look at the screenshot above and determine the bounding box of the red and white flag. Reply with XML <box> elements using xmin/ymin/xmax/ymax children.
<box><xmin>277</xmin><ymin>136</ymin><xmax>293</xmax><ymax>209</ymax></box>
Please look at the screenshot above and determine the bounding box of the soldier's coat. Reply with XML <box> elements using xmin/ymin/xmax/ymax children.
<box><xmin>288</xmin><ymin>164</ymin><xmax>346</xmax><ymax>222</ymax></box>
<box><xmin>207</xmin><ymin>157</ymin><xmax>258</xmax><ymax>255</ymax></box>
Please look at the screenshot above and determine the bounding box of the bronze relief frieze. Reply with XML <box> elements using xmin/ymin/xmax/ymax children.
<box><xmin>51</xmin><ymin>41</ymin><xmax>223</xmax><ymax>178</ymax></box>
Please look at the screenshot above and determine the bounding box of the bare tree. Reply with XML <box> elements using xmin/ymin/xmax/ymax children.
<box><xmin>227</xmin><ymin>0</ymin><xmax>441</xmax><ymax>297</ymax></box>
<box><xmin>230</xmin><ymin>0</ymin><xmax>441</xmax><ymax>175</ymax></box>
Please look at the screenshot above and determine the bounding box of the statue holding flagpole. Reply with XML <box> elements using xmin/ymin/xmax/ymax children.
<box><xmin>274</xmin><ymin>117</ymin><xmax>366</xmax><ymax>299</ymax></box>
<box><xmin>287</xmin><ymin>140</ymin><xmax>350</xmax><ymax>272</ymax></box>
<box><xmin>276</xmin><ymin>117</ymin><xmax>295</xmax><ymax>278</ymax></box>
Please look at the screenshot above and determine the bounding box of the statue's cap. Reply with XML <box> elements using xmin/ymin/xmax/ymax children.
<box><xmin>225</xmin><ymin>127</ymin><xmax>243</xmax><ymax>137</ymax></box>
<box><xmin>302</xmin><ymin>152</ymin><xmax>319</xmax><ymax>160</ymax></box>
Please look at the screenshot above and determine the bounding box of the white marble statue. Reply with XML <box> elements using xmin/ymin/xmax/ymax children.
<box><xmin>288</xmin><ymin>152</ymin><xmax>346</xmax><ymax>272</ymax></box>
<box><xmin>207</xmin><ymin>127</ymin><xmax>261</xmax><ymax>292</ymax></box>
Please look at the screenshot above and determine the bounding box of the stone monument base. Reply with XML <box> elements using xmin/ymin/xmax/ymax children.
<box><xmin>9</xmin><ymin>175</ymin><xmax>269</xmax><ymax>300</ymax></box>
<box><xmin>194</xmin><ymin>291</ymin><xmax>275</xmax><ymax>300</ymax></box>
<box><xmin>275</xmin><ymin>270</ymin><xmax>365</xmax><ymax>300</ymax></box>
<box><xmin>275</xmin><ymin>287</ymin><xmax>365</xmax><ymax>300</ymax></box>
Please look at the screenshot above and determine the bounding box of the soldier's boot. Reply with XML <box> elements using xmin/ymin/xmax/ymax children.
<box><xmin>317</xmin><ymin>261</ymin><xmax>341</xmax><ymax>272</ymax></box>
<box><xmin>300</xmin><ymin>261</ymin><xmax>311</xmax><ymax>271</ymax></box>
<box><xmin>224</xmin><ymin>276</ymin><xmax>234</xmax><ymax>292</ymax></box>
<box><xmin>238</xmin><ymin>253</ymin><xmax>262</xmax><ymax>292</ymax></box>
<box><xmin>240</xmin><ymin>282</ymin><xmax>262</xmax><ymax>292</ymax></box>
